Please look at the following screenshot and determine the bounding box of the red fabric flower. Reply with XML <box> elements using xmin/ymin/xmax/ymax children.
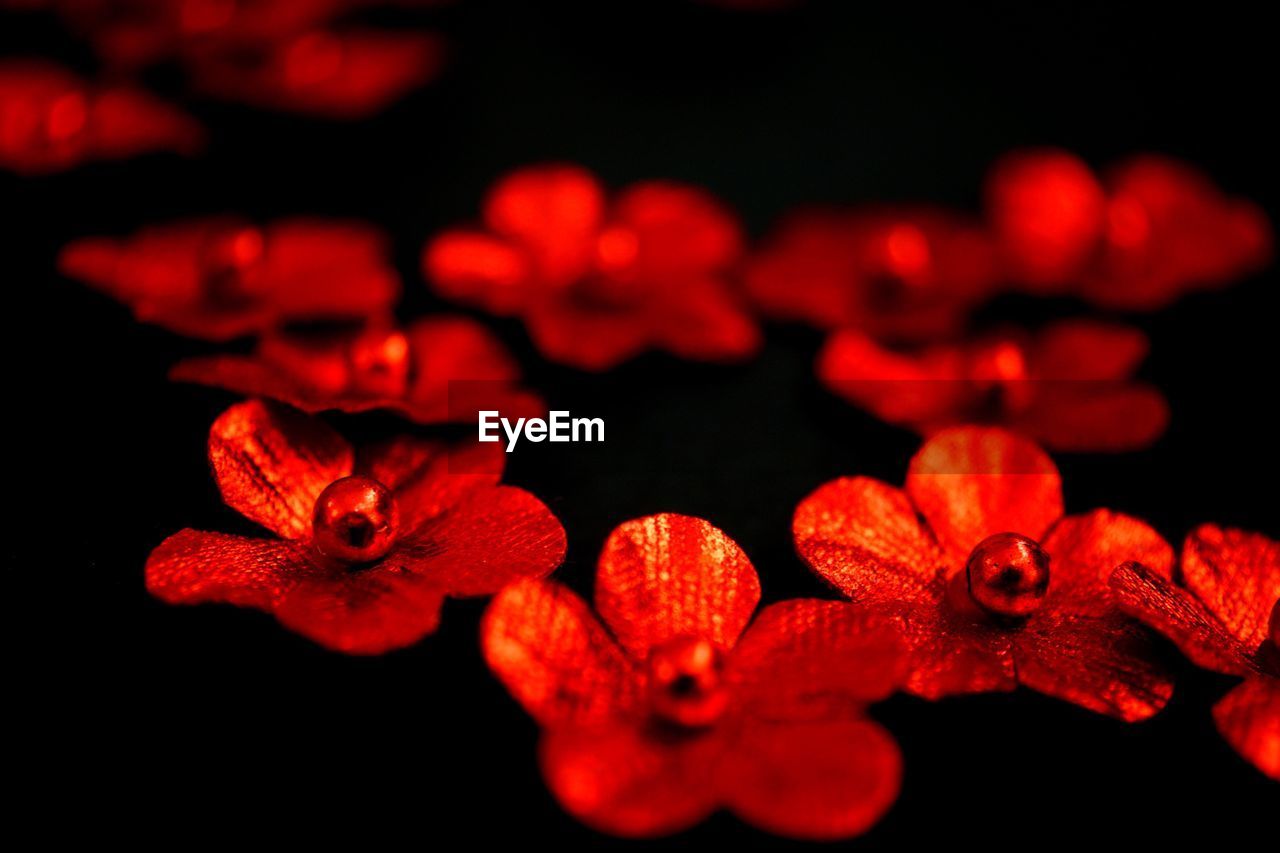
<box><xmin>1111</xmin><ymin>527</ymin><xmax>1280</xmax><ymax>780</ymax></box>
<box><xmin>793</xmin><ymin>426</ymin><xmax>1175</xmax><ymax>720</ymax></box>
<box><xmin>482</xmin><ymin>514</ymin><xmax>907</xmax><ymax>839</ymax></box>
<box><xmin>58</xmin><ymin>216</ymin><xmax>400</xmax><ymax>340</ymax></box>
<box><xmin>742</xmin><ymin>207</ymin><xmax>998</xmax><ymax>342</ymax></box>
<box><xmin>817</xmin><ymin>319</ymin><xmax>1169</xmax><ymax>452</ymax></box>
<box><xmin>424</xmin><ymin>164</ymin><xmax>760</xmax><ymax>370</ymax></box>
<box><xmin>146</xmin><ymin>399</ymin><xmax>565</xmax><ymax>654</ymax></box>
<box><xmin>190</xmin><ymin>29</ymin><xmax>445</xmax><ymax>119</ymax></box>
<box><xmin>0</xmin><ymin>59</ymin><xmax>202</xmax><ymax>174</ymax></box>
<box><xmin>170</xmin><ymin>315</ymin><xmax>545</xmax><ymax>424</ymax></box>
<box><xmin>986</xmin><ymin>148</ymin><xmax>1272</xmax><ymax>308</ymax></box>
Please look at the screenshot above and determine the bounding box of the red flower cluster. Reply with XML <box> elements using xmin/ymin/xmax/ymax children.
<box><xmin>424</xmin><ymin>164</ymin><xmax>761</xmax><ymax>370</ymax></box>
<box><xmin>146</xmin><ymin>399</ymin><xmax>566</xmax><ymax>654</ymax></box>
<box><xmin>0</xmin><ymin>59</ymin><xmax>202</xmax><ymax>174</ymax></box>
<box><xmin>483</xmin><ymin>514</ymin><xmax>907</xmax><ymax>839</ymax></box>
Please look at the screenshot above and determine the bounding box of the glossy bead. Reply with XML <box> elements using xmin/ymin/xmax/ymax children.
<box><xmin>646</xmin><ymin>635</ymin><xmax>729</xmax><ymax>729</ymax></box>
<box><xmin>312</xmin><ymin>476</ymin><xmax>400</xmax><ymax>564</ymax></box>
<box><xmin>966</xmin><ymin>532</ymin><xmax>1051</xmax><ymax>619</ymax></box>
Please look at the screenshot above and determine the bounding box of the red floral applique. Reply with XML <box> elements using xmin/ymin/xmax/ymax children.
<box><xmin>482</xmin><ymin>514</ymin><xmax>907</xmax><ymax>839</ymax></box>
<box><xmin>817</xmin><ymin>319</ymin><xmax>1168</xmax><ymax>452</ymax></box>
<box><xmin>424</xmin><ymin>164</ymin><xmax>761</xmax><ymax>370</ymax></box>
<box><xmin>1111</xmin><ymin>526</ymin><xmax>1280</xmax><ymax>780</ymax></box>
<box><xmin>742</xmin><ymin>208</ymin><xmax>998</xmax><ymax>342</ymax></box>
<box><xmin>793</xmin><ymin>426</ymin><xmax>1175</xmax><ymax>720</ymax></box>
<box><xmin>58</xmin><ymin>216</ymin><xmax>400</xmax><ymax>340</ymax></box>
<box><xmin>0</xmin><ymin>59</ymin><xmax>202</xmax><ymax>174</ymax></box>
<box><xmin>170</xmin><ymin>315</ymin><xmax>545</xmax><ymax>424</ymax></box>
<box><xmin>146</xmin><ymin>399</ymin><xmax>565</xmax><ymax>654</ymax></box>
<box><xmin>986</xmin><ymin>148</ymin><xmax>1272</xmax><ymax>308</ymax></box>
<box><xmin>190</xmin><ymin>28</ymin><xmax>445</xmax><ymax>119</ymax></box>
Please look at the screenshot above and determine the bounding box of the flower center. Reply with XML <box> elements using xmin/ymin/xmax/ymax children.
<box><xmin>200</xmin><ymin>225</ymin><xmax>266</xmax><ymax>304</ymax></box>
<box><xmin>346</xmin><ymin>328</ymin><xmax>411</xmax><ymax>398</ymax></box>
<box><xmin>312</xmin><ymin>476</ymin><xmax>400</xmax><ymax>564</ymax></box>
<box><xmin>646</xmin><ymin>635</ymin><xmax>729</xmax><ymax>729</ymax></box>
<box><xmin>965</xmin><ymin>532</ymin><xmax>1051</xmax><ymax>619</ymax></box>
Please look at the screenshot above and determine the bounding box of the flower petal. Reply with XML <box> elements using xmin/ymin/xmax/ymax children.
<box><xmin>595</xmin><ymin>514</ymin><xmax>761</xmax><ymax>661</ymax></box>
<box><xmin>422</xmin><ymin>230</ymin><xmax>532</xmax><ymax>315</ymax></box>
<box><xmin>359</xmin><ymin>437</ymin><xmax>505</xmax><ymax>529</ymax></box>
<box><xmin>1182</xmin><ymin>524</ymin><xmax>1280</xmax><ymax>653</ymax></box>
<box><xmin>482</xmin><ymin>580</ymin><xmax>638</xmax><ymax>726</ymax></box>
<box><xmin>1040</xmin><ymin>509</ymin><xmax>1174</xmax><ymax>611</ymax></box>
<box><xmin>525</xmin><ymin>296</ymin><xmax>652</xmax><ymax>371</ymax></box>
<box><xmin>1109</xmin><ymin>561</ymin><xmax>1254</xmax><ymax>676</ymax></box>
<box><xmin>654</xmin><ymin>278</ymin><xmax>761</xmax><ymax>363</ymax></box>
<box><xmin>405</xmin><ymin>316</ymin><xmax>544</xmax><ymax>423</ymax></box>
<box><xmin>273</xmin><ymin>569</ymin><xmax>444</xmax><ymax>655</ymax></box>
<box><xmin>893</xmin><ymin>599</ymin><xmax>1017</xmax><ymax>699</ymax></box>
<box><xmin>1029</xmin><ymin>320</ymin><xmax>1150</xmax><ymax>380</ymax></box>
<box><xmin>209</xmin><ymin>399</ymin><xmax>353</xmax><ymax>539</ymax></box>
<box><xmin>145</xmin><ymin>528</ymin><xmax>319</xmax><ymax>611</ymax></box>
<box><xmin>793</xmin><ymin>477</ymin><xmax>946</xmax><ymax>605</ymax></box>
<box><xmin>1010</xmin><ymin>383</ymin><xmax>1169</xmax><ymax>453</ymax></box>
<box><xmin>483</xmin><ymin>163</ymin><xmax>604</xmax><ymax>287</ymax></box>
<box><xmin>906</xmin><ymin>427</ymin><xmax>1063</xmax><ymax>565</ymax></box>
<box><xmin>721</xmin><ymin>718</ymin><xmax>901</xmax><ymax>840</ymax></box>
<box><xmin>730</xmin><ymin>600</ymin><xmax>909</xmax><ymax>718</ymax></box>
<box><xmin>1213</xmin><ymin>677</ymin><xmax>1280</xmax><ymax>781</ymax></box>
<box><xmin>539</xmin><ymin>722</ymin><xmax>722</xmax><ymax>838</ymax></box>
<box><xmin>611</xmin><ymin>182</ymin><xmax>743</xmax><ymax>277</ymax></box>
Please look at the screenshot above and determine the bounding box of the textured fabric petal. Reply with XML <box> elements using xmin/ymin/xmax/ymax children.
<box><xmin>1016</xmin><ymin>609</ymin><xmax>1174</xmax><ymax>721</ymax></box>
<box><xmin>359</xmin><ymin>437</ymin><xmax>505</xmax><ymax>530</ymax></box>
<box><xmin>145</xmin><ymin>529</ymin><xmax>319</xmax><ymax>611</ymax></box>
<box><xmin>1182</xmin><ymin>524</ymin><xmax>1280</xmax><ymax>653</ymax></box>
<box><xmin>595</xmin><ymin>514</ymin><xmax>761</xmax><ymax>660</ymax></box>
<box><xmin>524</xmin><ymin>296</ymin><xmax>652</xmax><ymax>371</ymax></box>
<box><xmin>208</xmin><ymin>399</ymin><xmax>354</xmax><ymax>540</ymax></box>
<box><xmin>1213</xmin><ymin>677</ymin><xmax>1280</xmax><ymax>781</ymax></box>
<box><xmin>730</xmin><ymin>600</ymin><xmax>909</xmax><ymax>719</ymax></box>
<box><xmin>1109</xmin><ymin>561</ymin><xmax>1254</xmax><ymax>676</ymax></box>
<box><xmin>1041</xmin><ymin>509</ymin><xmax>1174</xmax><ymax>612</ymax></box>
<box><xmin>721</xmin><ymin>718</ymin><xmax>901</xmax><ymax>840</ymax></box>
<box><xmin>483</xmin><ymin>163</ymin><xmax>604</xmax><ymax>287</ymax></box>
<box><xmin>539</xmin><ymin>722</ymin><xmax>722</xmax><ymax>838</ymax></box>
<box><xmin>793</xmin><ymin>476</ymin><xmax>946</xmax><ymax>605</ymax></box>
<box><xmin>891</xmin><ymin>598</ymin><xmax>1017</xmax><ymax>699</ymax></box>
<box><xmin>482</xmin><ymin>580</ymin><xmax>639</xmax><ymax>726</ymax></box>
<box><xmin>398</xmin><ymin>485</ymin><xmax>566</xmax><ymax>597</ymax></box>
<box><xmin>654</xmin><ymin>278</ymin><xmax>761</xmax><ymax>363</ymax></box>
<box><xmin>422</xmin><ymin>229</ymin><xmax>532</xmax><ymax>315</ymax></box>
<box><xmin>272</xmin><ymin>569</ymin><xmax>444</xmax><ymax>655</ymax></box>
<box><xmin>1011</xmin><ymin>383</ymin><xmax>1169</xmax><ymax>453</ymax></box>
<box><xmin>906</xmin><ymin>427</ymin><xmax>1063</xmax><ymax>565</ymax></box>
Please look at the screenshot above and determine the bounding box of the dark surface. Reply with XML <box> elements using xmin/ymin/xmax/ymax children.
<box><xmin>8</xmin><ymin>0</ymin><xmax>1278</xmax><ymax>845</ymax></box>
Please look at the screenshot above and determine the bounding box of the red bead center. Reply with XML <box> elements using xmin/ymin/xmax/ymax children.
<box><xmin>965</xmin><ymin>532</ymin><xmax>1051</xmax><ymax>619</ymax></box>
<box><xmin>312</xmin><ymin>476</ymin><xmax>400</xmax><ymax>564</ymax></box>
<box><xmin>646</xmin><ymin>635</ymin><xmax>729</xmax><ymax>729</ymax></box>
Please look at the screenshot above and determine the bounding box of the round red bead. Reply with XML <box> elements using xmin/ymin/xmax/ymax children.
<box><xmin>646</xmin><ymin>635</ymin><xmax>729</xmax><ymax>729</ymax></box>
<box><xmin>312</xmin><ymin>476</ymin><xmax>400</xmax><ymax>564</ymax></box>
<box><xmin>965</xmin><ymin>532</ymin><xmax>1051</xmax><ymax>619</ymax></box>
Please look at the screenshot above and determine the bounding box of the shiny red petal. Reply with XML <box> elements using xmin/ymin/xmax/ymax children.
<box><xmin>1011</xmin><ymin>383</ymin><xmax>1169</xmax><ymax>453</ymax></box>
<box><xmin>483</xmin><ymin>163</ymin><xmax>604</xmax><ymax>287</ymax></box>
<box><xmin>1016</xmin><ymin>609</ymin><xmax>1174</xmax><ymax>721</ymax></box>
<box><xmin>1213</xmin><ymin>677</ymin><xmax>1280</xmax><ymax>781</ymax></box>
<box><xmin>359</xmin><ymin>436</ymin><xmax>505</xmax><ymax>528</ymax></box>
<box><xmin>611</xmin><ymin>181</ymin><xmax>744</xmax><ymax>277</ymax></box>
<box><xmin>525</xmin><ymin>296</ymin><xmax>652</xmax><ymax>371</ymax></box>
<box><xmin>793</xmin><ymin>476</ymin><xmax>946</xmax><ymax>605</ymax></box>
<box><xmin>422</xmin><ymin>230</ymin><xmax>532</xmax><ymax>315</ymax></box>
<box><xmin>906</xmin><ymin>427</ymin><xmax>1063</xmax><ymax>565</ymax></box>
<box><xmin>654</xmin><ymin>278</ymin><xmax>761</xmax><ymax>363</ymax></box>
<box><xmin>721</xmin><ymin>718</ymin><xmax>901</xmax><ymax>840</ymax></box>
<box><xmin>209</xmin><ymin>399</ymin><xmax>353</xmax><ymax>540</ymax></box>
<box><xmin>1182</xmin><ymin>525</ymin><xmax>1280</xmax><ymax>654</ymax></box>
<box><xmin>145</xmin><ymin>528</ymin><xmax>318</xmax><ymax>611</ymax></box>
<box><xmin>1109</xmin><ymin>561</ymin><xmax>1254</xmax><ymax>676</ymax></box>
<box><xmin>730</xmin><ymin>600</ymin><xmax>909</xmax><ymax>718</ymax></box>
<box><xmin>892</xmin><ymin>599</ymin><xmax>1017</xmax><ymax>699</ymax></box>
<box><xmin>482</xmin><ymin>580</ymin><xmax>639</xmax><ymax>726</ymax></box>
<box><xmin>273</xmin><ymin>569</ymin><xmax>444</xmax><ymax>655</ymax></box>
<box><xmin>540</xmin><ymin>722</ymin><xmax>723</xmax><ymax>838</ymax></box>
<box><xmin>1040</xmin><ymin>509</ymin><xmax>1174</xmax><ymax>612</ymax></box>
<box><xmin>595</xmin><ymin>514</ymin><xmax>761</xmax><ymax>661</ymax></box>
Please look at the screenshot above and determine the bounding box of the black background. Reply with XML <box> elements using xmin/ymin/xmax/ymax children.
<box><xmin>7</xmin><ymin>0</ymin><xmax>1277</xmax><ymax>845</ymax></box>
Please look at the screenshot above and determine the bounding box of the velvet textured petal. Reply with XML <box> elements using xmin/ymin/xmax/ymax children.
<box><xmin>1182</xmin><ymin>524</ymin><xmax>1280</xmax><ymax>653</ymax></box>
<box><xmin>483</xmin><ymin>580</ymin><xmax>639</xmax><ymax>726</ymax></box>
<box><xmin>721</xmin><ymin>718</ymin><xmax>902</xmax><ymax>840</ymax></box>
<box><xmin>272</xmin><ymin>569</ymin><xmax>445</xmax><ymax>655</ymax></box>
<box><xmin>595</xmin><ymin>514</ymin><xmax>761</xmax><ymax>660</ymax></box>
<box><xmin>906</xmin><ymin>427</ymin><xmax>1063</xmax><ymax>565</ymax></box>
<box><xmin>1213</xmin><ymin>677</ymin><xmax>1280</xmax><ymax>781</ymax></box>
<box><xmin>145</xmin><ymin>528</ymin><xmax>320</xmax><ymax>611</ymax></box>
<box><xmin>892</xmin><ymin>599</ymin><xmax>1018</xmax><ymax>699</ymax></box>
<box><xmin>1040</xmin><ymin>509</ymin><xmax>1174</xmax><ymax>611</ymax></box>
<box><xmin>539</xmin><ymin>722</ymin><xmax>723</xmax><ymax>838</ymax></box>
<box><xmin>793</xmin><ymin>476</ymin><xmax>946</xmax><ymax>605</ymax></box>
<box><xmin>208</xmin><ymin>399</ymin><xmax>354</xmax><ymax>540</ymax></box>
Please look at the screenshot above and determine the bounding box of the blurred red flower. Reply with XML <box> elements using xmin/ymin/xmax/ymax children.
<box><xmin>0</xmin><ymin>59</ymin><xmax>202</xmax><ymax>174</ymax></box>
<box><xmin>1111</xmin><ymin>527</ymin><xmax>1279</xmax><ymax>780</ymax></box>
<box><xmin>146</xmin><ymin>399</ymin><xmax>565</xmax><ymax>654</ymax></box>
<box><xmin>793</xmin><ymin>426</ymin><xmax>1175</xmax><ymax>720</ymax></box>
<box><xmin>425</xmin><ymin>164</ymin><xmax>761</xmax><ymax>370</ymax></box>
<box><xmin>170</xmin><ymin>315</ymin><xmax>545</xmax><ymax>424</ymax></box>
<box><xmin>483</xmin><ymin>513</ymin><xmax>907</xmax><ymax>839</ymax></box>
<box><xmin>817</xmin><ymin>319</ymin><xmax>1168</xmax><ymax>452</ymax></box>
<box><xmin>742</xmin><ymin>207</ymin><xmax>998</xmax><ymax>342</ymax></box>
<box><xmin>58</xmin><ymin>216</ymin><xmax>399</xmax><ymax>340</ymax></box>
<box><xmin>986</xmin><ymin>148</ymin><xmax>1272</xmax><ymax>308</ymax></box>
